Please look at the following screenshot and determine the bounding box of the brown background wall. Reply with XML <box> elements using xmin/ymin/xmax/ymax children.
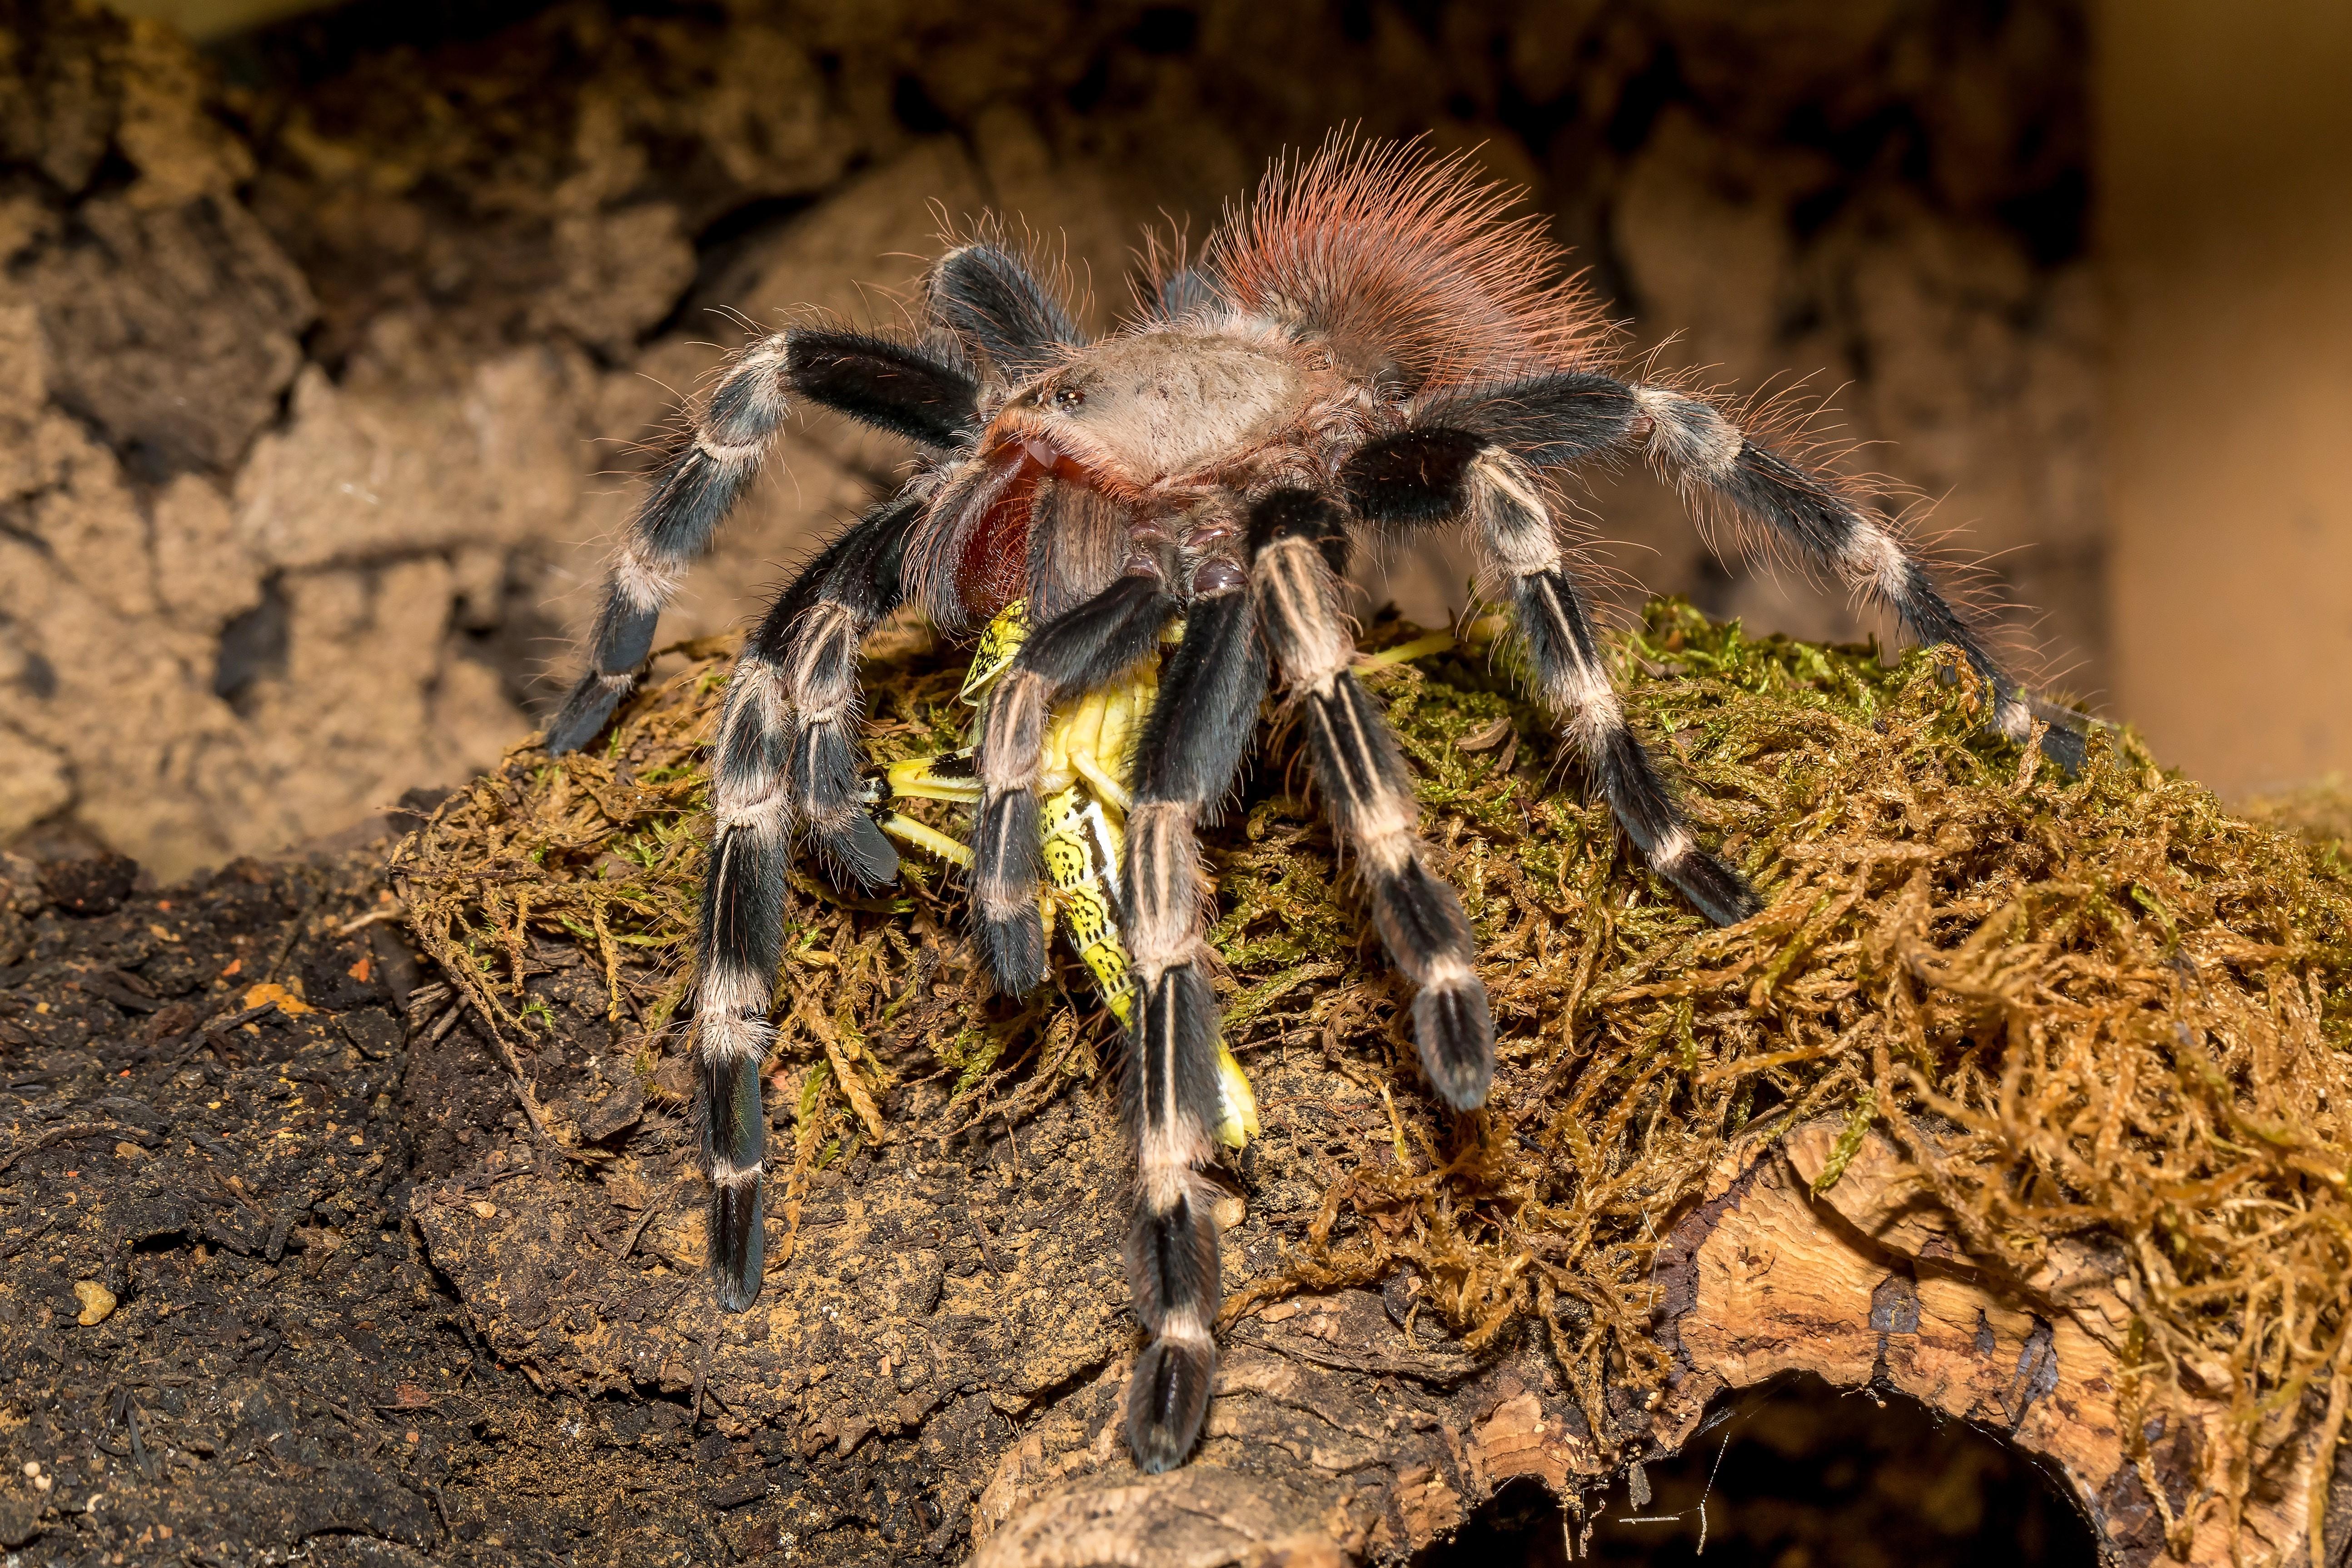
<box><xmin>2098</xmin><ymin>0</ymin><xmax>2352</xmax><ymax>800</ymax></box>
<box><xmin>2</xmin><ymin>0</ymin><xmax>2338</xmax><ymax>875</ymax></box>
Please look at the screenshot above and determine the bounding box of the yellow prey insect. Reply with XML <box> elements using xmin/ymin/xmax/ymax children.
<box><xmin>861</xmin><ymin>602</ymin><xmax>1259</xmax><ymax>1148</ymax></box>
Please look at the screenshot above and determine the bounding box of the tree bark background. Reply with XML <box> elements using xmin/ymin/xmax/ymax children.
<box><xmin>1</xmin><ymin>0</ymin><xmax>2105</xmax><ymax>876</ymax></box>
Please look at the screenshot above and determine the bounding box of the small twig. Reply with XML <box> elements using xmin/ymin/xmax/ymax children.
<box><xmin>967</xmin><ymin>1210</ymin><xmax>1001</xmax><ymax>1276</ymax></box>
<box><xmin>258</xmin><ymin>896</ymin><xmax>315</xmax><ymax>987</ymax></box>
<box><xmin>0</xmin><ymin>1121</ymin><xmax>157</xmax><ymax>1175</ymax></box>
<box><xmin>0</xmin><ymin>1218</ymin><xmax>56</xmax><ymax>1261</ymax></box>
<box><xmin>403</xmin><ymin>981</ymin><xmax>453</xmax><ymax>1018</ymax></box>
<box><xmin>691</xmin><ymin>1323</ymin><xmax>720</xmax><ymax>1426</ymax></box>
<box><xmin>167</xmin><ymin>999</ymin><xmax>282</xmax><ymax>1064</ymax></box>
<box><xmin>335</xmin><ymin>906</ymin><xmax>407</xmax><ymax>937</ymax></box>
<box><xmin>615</xmin><ymin>1201</ymin><xmax>667</xmax><ymax>1261</ymax></box>
<box><xmin>451</xmin><ymin>982</ymin><xmax>560</xmax><ymax>1148</ymax></box>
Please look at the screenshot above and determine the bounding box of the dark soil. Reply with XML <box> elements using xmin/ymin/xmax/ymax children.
<box><xmin>0</xmin><ymin>844</ymin><xmax>754</xmax><ymax>1566</ymax></box>
<box><xmin>0</xmin><ymin>836</ymin><xmax>2104</xmax><ymax>1568</ymax></box>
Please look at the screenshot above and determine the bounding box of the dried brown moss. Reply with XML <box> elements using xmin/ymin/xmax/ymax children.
<box><xmin>394</xmin><ymin>600</ymin><xmax>2352</xmax><ymax>1522</ymax></box>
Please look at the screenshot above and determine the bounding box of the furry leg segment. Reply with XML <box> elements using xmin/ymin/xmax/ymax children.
<box><xmin>1456</xmin><ymin>450</ymin><xmax>1761</xmax><ymax>925</ymax></box>
<box><xmin>928</xmin><ymin>244</ymin><xmax>1082</xmax><ymax>380</ymax></box>
<box><xmin>547</xmin><ymin>333</ymin><xmax>797</xmax><ymax>753</ymax></box>
<box><xmin>1247</xmin><ymin>489</ymin><xmax>1495</xmax><ymax>1108</ymax></box>
<box><xmin>1628</xmin><ymin>383</ymin><xmax>2084</xmax><ymax>772</ymax></box>
<box><xmin>1345</xmin><ymin>402</ymin><xmax>1761</xmax><ymax>924</ymax></box>
<box><xmin>972</xmin><ymin>572</ymin><xmax>1181</xmax><ymax>993</ymax></box>
<box><xmin>1515</xmin><ymin>562</ymin><xmax>1759</xmax><ymax>925</ymax></box>
<box><xmin>695</xmin><ymin>498</ymin><xmax>919</xmax><ymax>1312</ymax></box>
<box><xmin>1120</xmin><ymin>589</ymin><xmax>1268</xmax><ymax>1473</ymax></box>
<box><xmin>733</xmin><ymin>497</ymin><xmax>924</xmax><ymax>891</ymax></box>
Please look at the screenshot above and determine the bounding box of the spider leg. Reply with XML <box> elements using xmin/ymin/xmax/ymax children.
<box><xmin>1350</xmin><ymin>407</ymin><xmax>1759</xmax><ymax>923</ymax></box>
<box><xmin>928</xmin><ymin>243</ymin><xmax>1083</xmax><ymax>380</ymax></box>
<box><xmin>1624</xmin><ymin>381</ymin><xmax>2084</xmax><ymax>772</ymax></box>
<box><xmin>1120</xmin><ymin>584</ymin><xmax>1268</xmax><ymax>1474</ymax></box>
<box><xmin>546</xmin><ymin>328</ymin><xmax>977</xmax><ymax>754</ymax></box>
<box><xmin>696</xmin><ymin>495</ymin><xmax>922</xmax><ymax>1313</ymax></box>
<box><xmin>971</xmin><ymin>573</ymin><xmax>1179</xmax><ymax>994</ymax></box>
<box><xmin>1248</xmin><ymin>489</ymin><xmax>1495</xmax><ymax>1107</ymax></box>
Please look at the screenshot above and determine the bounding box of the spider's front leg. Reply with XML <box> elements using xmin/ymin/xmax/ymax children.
<box><xmin>1119</xmin><ymin>579</ymin><xmax>1268</xmax><ymax>1473</ymax></box>
<box><xmin>694</xmin><ymin>495</ymin><xmax>922</xmax><ymax>1311</ymax></box>
<box><xmin>1247</xmin><ymin>489</ymin><xmax>1496</xmax><ymax>1108</ymax></box>
<box><xmin>1345</xmin><ymin>379</ymin><xmax>1762</xmax><ymax>924</ymax></box>
<box><xmin>546</xmin><ymin>329</ymin><xmax>977</xmax><ymax>754</ymax></box>
<box><xmin>969</xmin><ymin>574</ymin><xmax>1180</xmax><ymax>992</ymax></box>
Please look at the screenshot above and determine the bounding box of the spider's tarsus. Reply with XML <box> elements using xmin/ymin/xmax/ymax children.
<box><xmin>1662</xmin><ymin>851</ymin><xmax>1762</xmax><ymax>929</ymax></box>
<box><xmin>702</xmin><ymin>1043</ymin><xmax>769</xmax><ymax>1312</ymax></box>
<box><xmin>1414</xmin><ymin>975</ymin><xmax>1496</xmax><ymax>1110</ymax></box>
<box><xmin>2039</xmin><ymin>720</ymin><xmax>2090</xmax><ymax>778</ymax></box>
<box><xmin>544</xmin><ymin>672</ymin><xmax>632</xmax><ymax>755</ymax></box>
<box><xmin>810</xmin><ymin>814</ymin><xmax>901</xmax><ymax>891</ymax></box>
<box><xmin>708</xmin><ymin>1175</ymin><xmax>766</xmax><ymax>1313</ymax></box>
<box><xmin>973</xmin><ymin>789</ymin><xmax>1049</xmax><ymax>991</ymax></box>
<box><xmin>977</xmin><ymin>905</ymin><xmax>1047</xmax><ymax>995</ymax></box>
<box><xmin>1125</xmin><ymin>1335</ymin><xmax>1215</xmax><ymax>1474</ymax></box>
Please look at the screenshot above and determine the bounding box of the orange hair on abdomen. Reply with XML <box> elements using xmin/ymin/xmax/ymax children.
<box><xmin>1204</xmin><ymin>133</ymin><xmax>1613</xmax><ymax>396</ymax></box>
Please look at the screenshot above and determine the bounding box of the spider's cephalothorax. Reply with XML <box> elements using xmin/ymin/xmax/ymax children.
<box><xmin>546</xmin><ymin>137</ymin><xmax>2083</xmax><ymax>1473</ymax></box>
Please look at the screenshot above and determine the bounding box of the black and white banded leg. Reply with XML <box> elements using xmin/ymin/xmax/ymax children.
<box><xmin>1628</xmin><ymin>383</ymin><xmax>2086</xmax><ymax>775</ymax></box>
<box><xmin>545</xmin><ymin>328</ymin><xmax>978</xmax><ymax>755</ymax></box>
<box><xmin>970</xmin><ymin>571</ymin><xmax>1180</xmax><ymax>992</ymax></box>
<box><xmin>696</xmin><ymin>495</ymin><xmax>921</xmax><ymax>1312</ymax></box>
<box><xmin>1343</xmin><ymin>376</ymin><xmax>1756</xmax><ymax>923</ymax></box>
<box><xmin>1248</xmin><ymin>490</ymin><xmax>1495</xmax><ymax>1107</ymax></box>
<box><xmin>1461</xmin><ymin>445</ymin><xmax>1760</xmax><ymax>925</ymax></box>
<box><xmin>1119</xmin><ymin>584</ymin><xmax>1268</xmax><ymax>1473</ymax></box>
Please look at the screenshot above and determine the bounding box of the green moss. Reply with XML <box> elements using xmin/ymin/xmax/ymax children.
<box><xmin>395</xmin><ymin>602</ymin><xmax>2352</xmax><ymax>1500</ymax></box>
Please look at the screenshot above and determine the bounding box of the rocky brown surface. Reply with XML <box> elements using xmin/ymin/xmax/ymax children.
<box><xmin>2</xmin><ymin>0</ymin><xmax>2103</xmax><ymax>878</ymax></box>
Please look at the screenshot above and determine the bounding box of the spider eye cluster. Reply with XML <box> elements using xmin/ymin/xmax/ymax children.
<box><xmin>1051</xmin><ymin>387</ymin><xmax>1085</xmax><ymax>409</ymax></box>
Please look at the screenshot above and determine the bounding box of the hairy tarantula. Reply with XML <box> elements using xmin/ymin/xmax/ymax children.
<box><xmin>547</xmin><ymin>138</ymin><xmax>2082</xmax><ymax>1473</ymax></box>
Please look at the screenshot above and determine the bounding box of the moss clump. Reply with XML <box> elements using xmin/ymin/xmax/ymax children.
<box><xmin>395</xmin><ymin>599</ymin><xmax>2352</xmax><ymax>1517</ymax></box>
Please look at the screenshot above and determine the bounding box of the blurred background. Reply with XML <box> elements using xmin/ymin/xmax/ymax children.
<box><xmin>0</xmin><ymin>0</ymin><xmax>2345</xmax><ymax>878</ymax></box>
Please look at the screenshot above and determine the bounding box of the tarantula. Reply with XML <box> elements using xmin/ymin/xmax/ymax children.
<box><xmin>546</xmin><ymin>137</ymin><xmax>2081</xmax><ymax>1473</ymax></box>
